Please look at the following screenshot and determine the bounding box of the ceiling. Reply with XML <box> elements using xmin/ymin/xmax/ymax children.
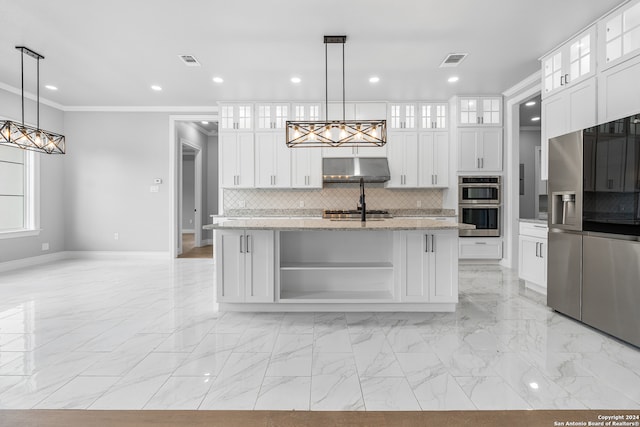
<box><xmin>0</xmin><ymin>0</ymin><xmax>624</xmax><ymax>108</ymax></box>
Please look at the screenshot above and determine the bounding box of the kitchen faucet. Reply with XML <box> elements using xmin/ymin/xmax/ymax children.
<box><xmin>359</xmin><ymin>177</ymin><xmax>366</xmax><ymax>222</ymax></box>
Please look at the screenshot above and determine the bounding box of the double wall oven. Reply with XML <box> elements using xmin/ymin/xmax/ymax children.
<box><xmin>458</xmin><ymin>176</ymin><xmax>501</xmax><ymax>237</ymax></box>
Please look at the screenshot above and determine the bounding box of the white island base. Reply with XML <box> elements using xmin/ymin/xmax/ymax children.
<box><xmin>211</xmin><ymin>219</ymin><xmax>463</xmax><ymax>312</ymax></box>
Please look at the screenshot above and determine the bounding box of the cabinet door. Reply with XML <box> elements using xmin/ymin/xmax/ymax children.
<box><xmin>598</xmin><ymin>53</ymin><xmax>640</xmax><ymax>122</ymax></box>
<box><xmin>292</xmin><ymin>103</ymin><xmax>322</xmax><ymax>121</ymax></box>
<box><xmin>429</xmin><ymin>231</ymin><xmax>457</xmax><ymax>303</ymax></box>
<box><xmin>480</xmin><ymin>98</ymin><xmax>502</xmax><ymax>125</ymax></box>
<box><xmin>245</xmin><ymin>231</ymin><xmax>275</xmax><ymax>302</ymax></box>
<box><xmin>236</xmin><ymin>133</ymin><xmax>255</xmax><ymax>188</ymax></box>
<box><xmin>518</xmin><ymin>236</ymin><xmax>546</xmax><ymax>287</ymax></box>
<box><xmin>387</xmin><ymin>132</ymin><xmax>418</xmax><ymax>187</ymax></box>
<box><xmin>216</xmin><ymin>230</ymin><xmax>245</xmax><ymax>302</ymax></box>
<box><xmin>355</xmin><ymin>102</ymin><xmax>387</xmax><ymax>120</ymax></box>
<box><xmin>419</xmin><ymin>132</ymin><xmax>449</xmax><ymax>187</ymax></box>
<box><xmin>420</xmin><ymin>103</ymin><xmax>448</xmax><ymax>130</ymax></box>
<box><xmin>255</xmin><ymin>133</ymin><xmax>291</xmax><ymax>188</ymax></box>
<box><xmin>291</xmin><ymin>148</ymin><xmax>322</xmax><ymax>188</ymax></box>
<box><xmin>399</xmin><ymin>232</ymin><xmax>429</xmax><ymax>302</ymax></box>
<box><xmin>479</xmin><ymin>129</ymin><xmax>502</xmax><ymax>171</ymax></box>
<box><xmin>459</xmin><ymin>98</ymin><xmax>478</xmax><ymax>125</ymax></box>
<box><xmin>458</xmin><ymin>129</ymin><xmax>479</xmax><ymax>171</ymax></box>
<box><xmin>220</xmin><ymin>133</ymin><xmax>238</xmax><ymax>187</ymax></box>
<box><xmin>388</xmin><ymin>103</ymin><xmax>417</xmax><ymax>130</ymax></box>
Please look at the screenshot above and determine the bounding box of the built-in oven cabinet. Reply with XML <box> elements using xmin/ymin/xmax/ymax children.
<box><xmin>518</xmin><ymin>222</ymin><xmax>548</xmax><ymax>293</ymax></box>
<box><xmin>396</xmin><ymin>231</ymin><xmax>458</xmax><ymax>303</ymax></box>
<box><xmin>458</xmin><ymin>128</ymin><xmax>502</xmax><ymax>172</ymax></box>
<box><xmin>215</xmin><ymin>229</ymin><xmax>275</xmax><ymax>303</ymax></box>
<box><xmin>458</xmin><ymin>237</ymin><xmax>502</xmax><ymax>260</ymax></box>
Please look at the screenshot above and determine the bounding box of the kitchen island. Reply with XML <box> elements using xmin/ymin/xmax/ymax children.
<box><xmin>204</xmin><ymin>218</ymin><xmax>473</xmax><ymax>312</ymax></box>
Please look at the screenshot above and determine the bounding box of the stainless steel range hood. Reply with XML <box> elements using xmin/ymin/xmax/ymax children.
<box><xmin>323</xmin><ymin>157</ymin><xmax>391</xmax><ymax>183</ymax></box>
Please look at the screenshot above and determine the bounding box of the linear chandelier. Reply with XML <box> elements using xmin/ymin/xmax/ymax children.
<box><xmin>286</xmin><ymin>35</ymin><xmax>386</xmax><ymax>148</ymax></box>
<box><xmin>0</xmin><ymin>46</ymin><xmax>66</xmax><ymax>154</ymax></box>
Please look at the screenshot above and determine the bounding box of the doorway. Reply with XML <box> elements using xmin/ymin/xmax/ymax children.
<box><xmin>169</xmin><ymin>115</ymin><xmax>218</xmax><ymax>259</ymax></box>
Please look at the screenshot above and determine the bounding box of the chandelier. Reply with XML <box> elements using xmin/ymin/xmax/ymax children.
<box><xmin>0</xmin><ymin>47</ymin><xmax>66</xmax><ymax>154</ymax></box>
<box><xmin>286</xmin><ymin>36</ymin><xmax>386</xmax><ymax>148</ymax></box>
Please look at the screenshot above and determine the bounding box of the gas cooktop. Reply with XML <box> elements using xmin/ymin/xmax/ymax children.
<box><xmin>322</xmin><ymin>209</ymin><xmax>392</xmax><ymax>220</ymax></box>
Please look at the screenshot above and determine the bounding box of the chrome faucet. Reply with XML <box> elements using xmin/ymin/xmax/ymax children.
<box><xmin>358</xmin><ymin>177</ymin><xmax>366</xmax><ymax>222</ymax></box>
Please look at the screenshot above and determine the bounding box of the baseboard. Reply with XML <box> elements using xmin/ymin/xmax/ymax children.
<box><xmin>64</xmin><ymin>251</ymin><xmax>171</xmax><ymax>260</ymax></box>
<box><xmin>202</xmin><ymin>238</ymin><xmax>213</xmax><ymax>245</ymax></box>
<box><xmin>182</xmin><ymin>229</ymin><xmax>195</xmax><ymax>233</ymax></box>
<box><xmin>0</xmin><ymin>251</ymin><xmax>68</xmax><ymax>273</ymax></box>
<box><xmin>0</xmin><ymin>250</ymin><xmax>172</xmax><ymax>272</ymax></box>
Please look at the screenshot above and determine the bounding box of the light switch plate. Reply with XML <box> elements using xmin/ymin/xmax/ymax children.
<box><xmin>153</xmin><ymin>178</ymin><xmax>163</xmax><ymax>184</ymax></box>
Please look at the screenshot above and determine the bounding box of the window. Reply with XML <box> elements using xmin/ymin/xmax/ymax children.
<box><xmin>0</xmin><ymin>143</ymin><xmax>39</xmax><ymax>237</ymax></box>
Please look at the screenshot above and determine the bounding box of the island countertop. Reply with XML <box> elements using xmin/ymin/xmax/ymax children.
<box><xmin>204</xmin><ymin>217</ymin><xmax>475</xmax><ymax>231</ymax></box>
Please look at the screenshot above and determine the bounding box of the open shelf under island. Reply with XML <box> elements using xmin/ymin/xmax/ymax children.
<box><xmin>203</xmin><ymin>218</ymin><xmax>474</xmax><ymax>312</ymax></box>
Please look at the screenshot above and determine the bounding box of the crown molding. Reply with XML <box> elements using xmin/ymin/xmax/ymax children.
<box><xmin>0</xmin><ymin>81</ymin><xmax>65</xmax><ymax>110</ymax></box>
<box><xmin>63</xmin><ymin>106</ymin><xmax>219</xmax><ymax>113</ymax></box>
<box><xmin>502</xmin><ymin>70</ymin><xmax>541</xmax><ymax>98</ymax></box>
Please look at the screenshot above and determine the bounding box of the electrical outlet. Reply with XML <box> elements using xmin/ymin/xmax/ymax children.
<box><xmin>150</xmin><ymin>185</ymin><xmax>159</xmax><ymax>193</ymax></box>
<box><xmin>417</xmin><ymin>200</ymin><xmax>422</xmax><ymax>207</ymax></box>
<box><xmin>238</xmin><ymin>200</ymin><xmax>246</xmax><ymax>208</ymax></box>
<box><xmin>41</xmin><ymin>243</ymin><xmax>49</xmax><ymax>251</ymax></box>
<box><xmin>299</xmin><ymin>200</ymin><xmax>305</xmax><ymax>208</ymax></box>
<box><xmin>114</xmin><ymin>233</ymin><xmax>119</xmax><ymax>241</ymax></box>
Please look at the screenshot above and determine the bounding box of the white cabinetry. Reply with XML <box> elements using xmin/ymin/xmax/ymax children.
<box><xmin>255</xmin><ymin>132</ymin><xmax>291</xmax><ymax>188</ymax></box>
<box><xmin>541</xmin><ymin>77</ymin><xmax>597</xmax><ymax>180</ymax></box>
<box><xmin>215</xmin><ymin>230</ymin><xmax>274</xmax><ymax>302</ymax></box>
<box><xmin>599</xmin><ymin>0</ymin><xmax>640</xmax><ymax>70</ymax></box>
<box><xmin>518</xmin><ymin>222</ymin><xmax>547</xmax><ymax>294</ymax></box>
<box><xmin>220</xmin><ymin>132</ymin><xmax>255</xmax><ymax>188</ymax></box>
<box><xmin>291</xmin><ymin>147</ymin><xmax>322</xmax><ymax>188</ymax></box>
<box><xmin>419</xmin><ymin>103</ymin><xmax>448</xmax><ymax>130</ymax></box>
<box><xmin>386</xmin><ymin>131</ymin><xmax>418</xmax><ymax>187</ymax></box>
<box><xmin>219</xmin><ymin>103</ymin><xmax>253</xmax><ymax>131</ymax></box>
<box><xmin>388</xmin><ymin>103</ymin><xmax>417</xmax><ymax>130</ymax></box>
<box><xmin>255</xmin><ymin>103</ymin><xmax>289</xmax><ymax>130</ymax></box>
<box><xmin>292</xmin><ymin>103</ymin><xmax>322</xmax><ymax>121</ymax></box>
<box><xmin>458</xmin><ymin>97</ymin><xmax>502</xmax><ymax>126</ymax></box>
<box><xmin>397</xmin><ymin>231</ymin><xmax>458</xmax><ymax>303</ymax></box>
<box><xmin>542</xmin><ymin>26</ymin><xmax>596</xmax><ymax>98</ymax></box>
<box><xmin>326</xmin><ymin>102</ymin><xmax>356</xmax><ymax>120</ymax></box>
<box><xmin>418</xmin><ymin>132</ymin><xmax>448</xmax><ymax>187</ymax></box>
<box><xmin>458</xmin><ymin>128</ymin><xmax>502</xmax><ymax>172</ymax></box>
<box><xmin>598</xmin><ymin>53</ymin><xmax>640</xmax><ymax>123</ymax></box>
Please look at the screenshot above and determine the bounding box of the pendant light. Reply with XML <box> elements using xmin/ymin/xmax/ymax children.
<box><xmin>286</xmin><ymin>36</ymin><xmax>386</xmax><ymax>148</ymax></box>
<box><xmin>0</xmin><ymin>46</ymin><xmax>66</xmax><ymax>154</ymax></box>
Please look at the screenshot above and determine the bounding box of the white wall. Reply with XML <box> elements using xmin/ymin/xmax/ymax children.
<box><xmin>0</xmin><ymin>88</ymin><xmax>66</xmax><ymax>262</ymax></box>
<box><xmin>63</xmin><ymin>112</ymin><xmax>169</xmax><ymax>251</ymax></box>
<box><xmin>519</xmin><ymin>129</ymin><xmax>541</xmax><ymax>219</ymax></box>
<box><xmin>181</xmin><ymin>157</ymin><xmax>195</xmax><ymax>230</ymax></box>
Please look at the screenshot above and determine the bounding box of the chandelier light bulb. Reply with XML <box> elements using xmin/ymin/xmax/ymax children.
<box><xmin>340</xmin><ymin>125</ymin><xmax>346</xmax><ymax>139</ymax></box>
<box><xmin>372</xmin><ymin>125</ymin><xmax>378</xmax><ymax>138</ymax></box>
<box><xmin>324</xmin><ymin>125</ymin><xmax>331</xmax><ymax>139</ymax></box>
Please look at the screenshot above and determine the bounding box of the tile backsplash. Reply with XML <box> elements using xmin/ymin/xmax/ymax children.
<box><xmin>223</xmin><ymin>184</ymin><xmax>444</xmax><ymax>212</ymax></box>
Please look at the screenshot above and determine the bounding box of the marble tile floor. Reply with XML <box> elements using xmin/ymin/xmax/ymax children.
<box><xmin>0</xmin><ymin>258</ymin><xmax>639</xmax><ymax>411</ymax></box>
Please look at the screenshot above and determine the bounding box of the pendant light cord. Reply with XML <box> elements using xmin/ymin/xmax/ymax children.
<box><xmin>21</xmin><ymin>49</ymin><xmax>24</xmax><ymax>126</ymax></box>
<box><xmin>325</xmin><ymin>42</ymin><xmax>328</xmax><ymax>121</ymax></box>
<box><xmin>342</xmin><ymin>42</ymin><xmax>345</xmax><ymax>121</ymax></box>
<box><xmin>37</xmin><ymin>56</ymin><xmax>40</xmax><ymax>130</ymax></box>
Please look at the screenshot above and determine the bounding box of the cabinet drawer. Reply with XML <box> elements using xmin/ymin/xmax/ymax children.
<box><xmin>459</xmin><ymin>238</ymin><xmax>502</xmax><ymax>259</ymax></box>
<box><xmin>519</xmin><ymin>222</ymin><xmax>548</xmax><ymax>239</ymax></box>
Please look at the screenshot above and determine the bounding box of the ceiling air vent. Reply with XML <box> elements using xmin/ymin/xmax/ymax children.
<box><xmin>439</xmin><ymin>53</ymin><xmax>468</xmax><ymax>68</ymax></box>
<box><xmin>178</xmin><ymin>55</ymin><xmax>201</xmax><ymax>67</ymax></box>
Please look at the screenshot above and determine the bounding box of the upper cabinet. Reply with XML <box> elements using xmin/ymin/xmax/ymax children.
<box><xmin>542</xmin><ymin>25</ymin><xmax>596</xmax><ymax>99</ymax></box>
<box><xmin>220</xmin><ymin>103</ymin><xmax>253</xmax><ymax>131</ymax></box>
<box><xmin>292</xmin><ymin>103</ymin><xmax>322</xmax><ymax>121</ymax></box>
<box><xmin>458</xmin><ymin>97</ymin><xmax>502</xmax><ymax>126</ymax></box>
<box><xmin>419</xmin><ymin>103</ymin><xmax>448</xmax><ymax>130</ymax></box>
<box><xmin>458</xmin><ymin>128</ymin><xmax>502</xmax><ymax>172</ymax></box>
<box><xmin>599</xmin><ymin>0</ymin><xmax>640</xmax><ymax>70</ymax></box>
<box><xmin>255</xmin><ymin>103</ymin><xmax>290</xmax><ymax>131</ymax></box>
<box><xmin>388</xmin><ymin>103</ymin><xmax>417</xmax><ymax>130</ymax></box>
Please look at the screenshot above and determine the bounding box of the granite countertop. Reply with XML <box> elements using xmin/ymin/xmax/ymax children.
<box><xmin>204</xmin><ymin>218</ymin><xmax>474</xmax><ymax>231</ymax></box>
<box><xmin>519</xmin><ymin>218</ymin><xmax>548</xmax><ymax>225</ymax></box>
<box><xmin>219</xmin><ymin>208</ymin><xmax>457</xmax><ymax>218</ymax></box>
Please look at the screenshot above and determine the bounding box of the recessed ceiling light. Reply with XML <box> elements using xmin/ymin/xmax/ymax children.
<box><xmin>448</xmin><ymin>76</ymin><xmax>459</xmax><ymax>83</ymax></box>
<box><xmin>291</xmin><ymin>77</ymin><xmax>301</xmax><ymax>84</ymax></box>
<box><xmin>45</xmin><ymin>85</ymin><xmax>58</xmax><ymax>91</ymax></box>
<box><xmin>369</xmin><ymin>76</ymin><xmax>380</xmax><ymax>83</ymax></box>
<box><xmin>212</xmin><ymin>77</ymin><xmax>224</xmax><ymax>84</ymax></box>
<box><xmin>151</xmin><ymin>85</ymin><xmax>162</xmax><ymax>91</ymax></box>
<box><xmin>525</xmin><ymin>101</ymin><xmax>536</xmax><ymax>106</ymax></box>
<box><xmin>201</xmin><ymin>121</ymin><xmax>209</xmax><ymax>125</ymax></box>
<box><xmin>531</xmin><ymin>116</ymin><xmax>541</xmax><ymax>122</ymax></box>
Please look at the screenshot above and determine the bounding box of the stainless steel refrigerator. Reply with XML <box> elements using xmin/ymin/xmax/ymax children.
<box><xmin>547</xmin><ymin>118</ymin><xmax>640</xmax><ymax>348</ymax></box>
<box><xmin>547</xmin><ymin>130</ymin><xmax>584</xmax><ymax>321</ymax></box>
